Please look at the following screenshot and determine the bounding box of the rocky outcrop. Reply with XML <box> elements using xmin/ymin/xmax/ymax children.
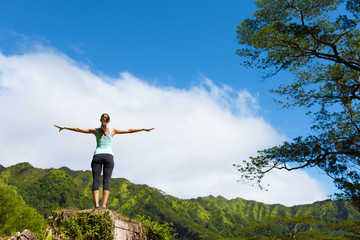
<box><xmin>7</xmin><ymin>229</ymin><xmax>35</xmax><ymax>240</ymax></box>
<box><xmin>49</xmin><ymin>209</ymin><xmax>142</xmax><ymax>240</ymax></box>
<box><xmin>113</xmin><ymin>217</ymin><xmax>142</xmax><ymax>240</ymax></box>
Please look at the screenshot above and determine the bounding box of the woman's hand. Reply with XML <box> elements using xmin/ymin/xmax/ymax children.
<box><xmin>54</xmin><ymin>125</ymin><xmax>64</xmax><ymax>132</ymax></box>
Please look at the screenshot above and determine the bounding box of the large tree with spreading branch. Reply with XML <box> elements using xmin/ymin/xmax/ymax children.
<box><xmin>234</xmin><ymin>0</ymin><xmax>360</xmax><ymax>210</ymax></box>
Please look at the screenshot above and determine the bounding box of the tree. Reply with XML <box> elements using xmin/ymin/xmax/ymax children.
<box><xmin>234</xmin><ymin>0</ymin><xmax>360</xmax><ymax>210</ymax></box>
<box><xmin>325</xmin><ymin>220</ymin><xmax>360</xmax><ymax>237</ymax></box>
<box><xmin>0</xmin><ymin>181</ymin><xmax>46</xmax><ymax>237</ymax></box>
<box><xmin>235</xmin><ymin>221</ymin><xmax>278</xmax><ymax>239</ymax></box>
<box><xmin>267</xmin><ymin>216</ymin><xmax>309</xmax><ymax>239</ymax></box>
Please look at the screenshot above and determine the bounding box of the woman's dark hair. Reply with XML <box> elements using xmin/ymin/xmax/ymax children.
<box><xmin>100</xmin><ymin>113</ymin><xmax>110</xmax><ymax>136</ymax></box>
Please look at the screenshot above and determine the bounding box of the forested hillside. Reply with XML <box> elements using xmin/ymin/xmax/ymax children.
<box><xmin>1</xmin><ymin>162</ymin><xmax>359</xmax><ymax>239</ymax></box>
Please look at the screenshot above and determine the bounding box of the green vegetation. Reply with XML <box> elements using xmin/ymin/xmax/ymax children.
<box><xmin>0</xmin><ymin>180</ymin><xmax>46</xmax><ymax>238</ymax></box>
<box><xmin>49</xmin><ymin>209</ymin><xmax>114</xmax><ymax>240</ymax></box>
<box><xmin>234</xmin><ymin>0</ymin><xmax>360</xmax><ymax>210</ymax></box>
<box><xmin>1</xmin><ymin>163</ymin><xmax>360</xmax><ymax>239</ymax></box>
<box><xmin>46</xmin><ymin>209</ymin><xmax>176</xmax><ymax>240</ymax></box>
<box><xmin>138</xmin><ymin>216</ymin><xmax>177</xmax><ymax>240</ymax></box>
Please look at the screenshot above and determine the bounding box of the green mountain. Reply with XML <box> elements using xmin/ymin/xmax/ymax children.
<box><xmin>1</xmin><ymin>162</ymin><xmax>359</xmax><ymax>239</ymax></box>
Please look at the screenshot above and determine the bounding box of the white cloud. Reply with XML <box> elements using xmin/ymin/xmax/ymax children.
<box><xmin>0</xmin><ymin>49</ymin><xmax>327</xmax><ymax>206</ymax></box>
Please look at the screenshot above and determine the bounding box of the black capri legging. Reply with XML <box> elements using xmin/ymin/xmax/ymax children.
<box><xmin>91</xmin><ymin>154</ymin><xmax>114</xmax><ymax>191</ymax></box>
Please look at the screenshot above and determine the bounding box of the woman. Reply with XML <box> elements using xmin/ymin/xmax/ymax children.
<box><xmin>54</xmin><ymin>113</ymin><xmax>154</xmax><ymax>209</ymax></box>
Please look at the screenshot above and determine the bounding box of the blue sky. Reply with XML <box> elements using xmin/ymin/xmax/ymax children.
<box><xmin>1</xmin><ymin>0</ymin><xmax>311</xmax><ymax>135</ymax></box>
<box><xmin>0</xmin><ymin>0</ymin><xmax>337</xmax><ymax>205</ymax></box>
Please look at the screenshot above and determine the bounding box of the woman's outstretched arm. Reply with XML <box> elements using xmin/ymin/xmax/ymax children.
<box><xmin>113</xmin><ymin>128</ymin><xmax>154</xmax><ymax>135</ymax></box>
<box><xmin>54</xmin><ymin>125</ymin><xmax>97</xmax><ymax>135</ymax></box>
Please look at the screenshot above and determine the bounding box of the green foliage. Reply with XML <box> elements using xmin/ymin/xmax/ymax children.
<box><xmin>263</xmin><ymin>216</ymin><xmax>319</xmax><ymax>239</ymax></box>
<box><xmin>235</xmin><ymin>222</ymin><xmax>274</xmax><ymax>239</ymax></box>
<box><xmin>138</xmin><ymin>216</ymin><xmax>177</xmax><ymax>240</ymax></box>
<box><xmin>325</xmin><ymin>220</ymin><xmax>360</xmax><ymax>237</ymax></box>
<box><xmin>235</xmin><ymin>0</ymin><xmax>360</xmax><ymax>211</ymax></box>
<box><xmin>0</xmin><ymin>180</ymin><xmax>46</xmax><ymax>237</ymax></box>
<box><xmin>39</xmin><ymin>228</ymin><xmax>54</xmax><ymax>240</ymax></box>
<box><xmin>49</xmin><ymin>209</ymin><xmax>114</xmax><ymax>240</ymax></box>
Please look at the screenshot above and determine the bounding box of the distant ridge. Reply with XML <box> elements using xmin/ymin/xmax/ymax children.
<box><xmin>1</xmin><ymin>162</ymin><xmax>359</xmax><ymax>239</ymax></box>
